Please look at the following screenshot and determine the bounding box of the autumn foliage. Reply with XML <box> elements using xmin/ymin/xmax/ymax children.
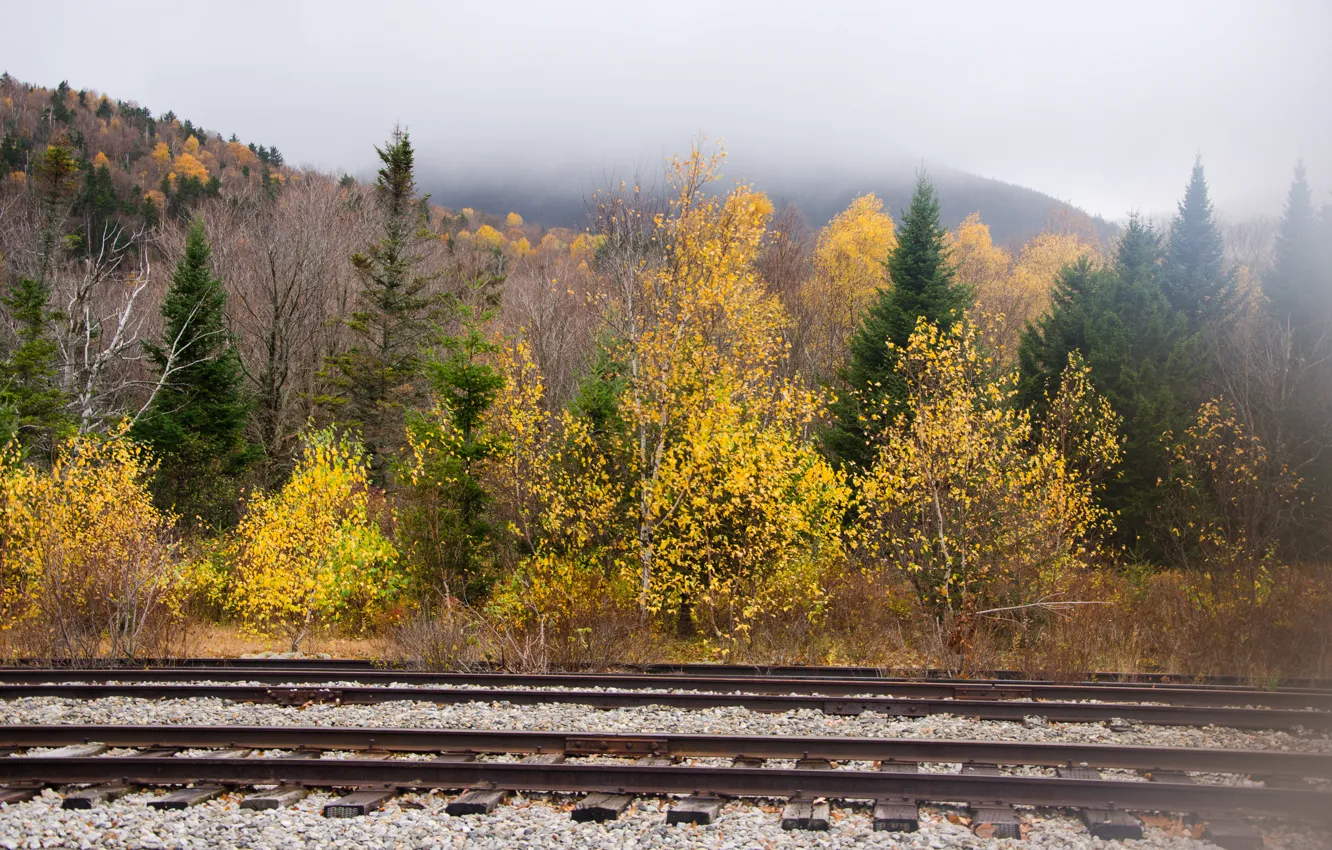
<box><xmin>227</xmin><ymin>429</ymin><xmax>399</xmax><ymax>651</ymax></box>
<box><xmin>0</xmin><ymin>427</ymin><xmax>183</xmax><ymax>660</ymax></box>
<box><xmin>2</xmin><ymin>73</ymin><xmax>1328</xmax><ymax>676</ymax></box>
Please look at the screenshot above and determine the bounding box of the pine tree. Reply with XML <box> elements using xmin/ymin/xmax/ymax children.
<box><xmin>1161</xmin><ymin>157</ymin><xmax>1233</xmax><ymax>330</ymax></box>
<box><xmin>133</xmin><ymin>219</ymin><xmax>253</xmax><ymax>526</ymax></box>
<box><xmin>1018</xmin><ymin>215</ymin><xmax>1197</xmax><ymax>554</ymax></box>
<box><xmin>824</xmin><ymin>174</ymin><xmax>971</xmax><ymax>468</ymax></box>
<box><xmin>1266</xmin><ymin>162</ymin><xmax>1329</xmax><ymax>354</ymax></box>
<box><xmin>320</xmin><ymin>126</ymin><xmax>442</xmax><ymax>483</ymax></box>
<box><xmin>0</xmin><ymin>275</ymin><xmax>70</xmax><ymax>462</ymax></box>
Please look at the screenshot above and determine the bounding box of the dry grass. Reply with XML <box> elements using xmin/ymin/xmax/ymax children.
<box><xmin>178</xmin><ymin>563</ymin><xmax>1332</xmax><ymax>684</ymax></box>
<box><xmin>180</xmin><ymin>623</ymin><xmax>389</xmax><ymax>659</ymax></box>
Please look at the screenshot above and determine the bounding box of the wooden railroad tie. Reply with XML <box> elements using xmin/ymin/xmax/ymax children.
<box><xmin>571</xmin><ymin>756</ymin><xmax>674</xmax><ymax>822</ymax></box>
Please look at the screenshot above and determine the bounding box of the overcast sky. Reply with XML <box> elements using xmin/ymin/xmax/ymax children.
<box><xmin>5</xmin><ymin>0</ymin><xmax>1330</xmax><ymax>220</ymax></box>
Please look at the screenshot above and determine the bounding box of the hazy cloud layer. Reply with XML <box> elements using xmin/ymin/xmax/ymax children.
<box><xmin>6</xmin><ymin>0</ymin><xmax>1329</xmax><ymax>220</ymax></box>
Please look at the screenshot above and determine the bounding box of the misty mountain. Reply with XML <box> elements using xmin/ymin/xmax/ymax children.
<box><xmin>424</xmin><ymin>159</ymin><xmax>1119</xmax><ymax>248</ymax></box>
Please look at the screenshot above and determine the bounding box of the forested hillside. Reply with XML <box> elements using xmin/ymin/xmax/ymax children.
<box><xmin>435</xmin><ymin>158</ymin><xmax>1119</xmax><ymax>248</ymax></box>
<box><xmin>1</xmin><ymin>75</ymin><xmax>1329</xmax><ymax>678</ymax></box>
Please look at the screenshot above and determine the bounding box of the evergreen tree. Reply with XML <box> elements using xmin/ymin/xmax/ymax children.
<box><xmin>48</xmin><ymin>81</ymin><xmax>73</xmax><ymax>124</ymax></box>
<box><xmin>0</xmin><ymin>275</ymin><xmax>70</xmax><ymax>461</ymax></box>
<box><xmin>824</xmin><ymin>174</ymin><xmax>971</xmax><ymax>468</ymax></box>
<box><xmin>320</xmin><ymin>126</ymin><xmax>442</xmax><ymax>483</ymax></box>
<box><xmin>1161</xmin><ymin>157</ymin><xmax>1233</xmax><ymax>330</ymax></box>
<box><xmin>1266</xmin><ymin>162</ymin><xmax>1330</xmax><ymax>354</ymax></box>
<box><xmin>405</xmin><ymin>306</ymin><xmax>506</xmax><ymax>601</ymax></box>
<box><xmin>76</xmin><ymin>162</ymin><xmax>120</xmax><ymax>256</ymax></box>
<box><xmin>33</xmin><ymin>145</ymin><xmax>81</xmax><ymax>284</ymax></box>
<box><xmin>1019</xmin><ymin>215</ymin><xmax>1197</xmax><ymax>554</ymax></box>
<box><xmin>133</xmin><ymin>219</ymin><xmax>253</xmax><ymax>526</ymax></box>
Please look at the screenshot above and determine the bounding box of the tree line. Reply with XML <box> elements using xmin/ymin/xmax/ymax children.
<box><xmin>1</xmin><ymin>75</ymin><xmax>1329</xmax><ymax>669</ymax></box>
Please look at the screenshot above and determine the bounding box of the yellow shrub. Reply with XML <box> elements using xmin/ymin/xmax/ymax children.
<box><xmin>0</xmin><ymin>427</ymin><xmax>183</xmax><ymax>660</ymax></box>
<box><xmin>227</xmin><ymin>429</ymin><xmax>400</xmax><ymax>650</ymax></box>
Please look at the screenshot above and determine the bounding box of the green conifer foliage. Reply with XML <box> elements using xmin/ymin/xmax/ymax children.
<box><xmin>1161</xmin><ymin>157</ymin><xmax>1233</xmax><ymax>330</ymax></box>
<box><xmin>320</xmin><ymin>126</ymin><xmax>443</xmax><ymax>483</ymax></box>
<box><xmin>0</xmin><ymin>275</ymin><xmax>71</xmax><ymax>462</ymax></box>
<box><xmin>824</xmin><ymin>174</ymin><xmax>971</xmax><ymax>469</ymax></box>
<box><xmin>1266</xmin><ymin>162</ymin><xmax>1330</xmax><ymax>354</ymax></box>
<box><xmin>1019</xmin><ymin>215</ymin><xmax>1197</xmax><ymax>554</ymax></box>
<box><xmin>133</xmin><ymin>219</ymin><xmax>254</xmax><ymax>526</ymax></box>
<box><xmin>405</xmin><ymin>305</ymin><xmax>506</xmax><ymax>601</ymax></box>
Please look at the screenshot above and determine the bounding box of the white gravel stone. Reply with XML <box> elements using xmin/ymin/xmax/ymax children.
<box><xmin>1</xmin><ymin>690</ymin><xmax>1328</xmax><ymax>848</ymax></box>
<box><xmin>3</xmin><ymin>694</ymin><xmax>1326</xmax><ymax>753</ymax></box>
<box><xmin>0</xmin><ymin>790</ymin><xmax>1328</xmax><ymax>850</ymax></box>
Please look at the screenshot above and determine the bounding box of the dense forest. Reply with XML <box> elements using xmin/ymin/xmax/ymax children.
<box><xmin>1</xmin><ymin>76</ymin><xmax>1329</xmax><ymax>676</ymax></box>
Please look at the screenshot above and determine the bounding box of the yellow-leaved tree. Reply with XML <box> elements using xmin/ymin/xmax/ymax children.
<box><xmin>947</xmin><ymin>213</ymin><xmax>1012</xmax><ymax>297</ymax></box>
<box><xmin>975</xmin><ymin>230</ymin><xmax>1100</xmax><ymax>360</ymax></box>
<box><xmin>491</xmin><ymin>143</ymin><xmax>850</xmax><ymax>650</ymax></box>
<box><xmin>228</xmin><ymin>429</ymin><xmax>399</xmax><ymax>651</ymax></box>
<box><xmin>172</xmin><ymin>152</ymin><xmax>209</xmax><ymax>183</ymax></box>
<box><xmin>0</xmin><ymin>427</ymin><xmax>183</xmax><ymax>660</ymax></box>
<box><xmin>856</xmin><ymin>319</ymin><xmax>1119</xmax><ymax>621</ymax></box>
<box><xmin>796</xmin><ymin>193</ymin><xmax>896</xmax><ymax>382</ymax></box>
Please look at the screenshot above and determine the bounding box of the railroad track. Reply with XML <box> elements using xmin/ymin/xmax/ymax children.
<box><xmin>3</xmin><ymin>666</ymin><xmax>1326</xmax><ymax>710</ymax></box>
<box><xmin>2</xmin><ymin>678</ymin><xmax>1329</xmax><ymax>730</ymax></box>
<box><xmin>12</xmin><ymin>657</ymin><xmax>1331</xmax><ymax>689</ymax></box>
<box><xmin>0</xmin><ymin>725</ymin><xmax>1326</xmax><ymax>842</ymax></box>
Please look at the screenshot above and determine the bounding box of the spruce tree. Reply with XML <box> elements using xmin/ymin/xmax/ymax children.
<box><xmin>1160</xmin><ymin>157</ymin><xmax>1233</xmax><ymax>330</ymax></box>
<box><xmin>0</xmin><ymin>275</ymin><xmax>70</xmax><ymax>462</ymax></box>
<box><xmin>1266</xmin><ymin>162</ymin><xmax>1329</xmax><ymax>354</ymax></box>
<box><xmin>1019</xmin><ymin>215</ymin><xmax>1197</xmax><ymax>554</ymax></box>
<box><xmin>824</xmin><ymin>175</ymin><xmax>970</xmax><ymax>469</ymax></box>
<box><xmin>320</xmin><ymin>126</ymin><xmax>442</xmax><ymax>483</ymax></box>
<box><xmin>134</xmin><ymin>219</ymin><xmax>253</xmax><ymax>526</ymax></box>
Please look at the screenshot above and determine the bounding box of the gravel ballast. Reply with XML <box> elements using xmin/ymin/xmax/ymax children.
<box><xmin>3</xmin><ymin>787</ymin><xmax>1330</xmax><ymax>850</ymax></box>
<box><xmin>2</xmin><ymin>692</ymin><xmax>1329</xmax><ymax>848</ymax></box>
<box><xmin>2</xmin><ymin>694</ymin><xmax>1327</xmax><ymax>752</ymax></box>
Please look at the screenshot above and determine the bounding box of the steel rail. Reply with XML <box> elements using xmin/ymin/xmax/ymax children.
<box><xmin>2</xmin><ymin>725</ymin><xmax>1328</xmax><ymax>776</ymax></box>
<box><xmin>0</xmin><ymin>667</ymin><xmax>1323</xmax><ymax>709</ymax></box>
<box><xmin>0</xmin><ymin>757</ymin><xmax>1325</xmax><ymax>820</ymax></box>
<box><xmin>8</xmin><ymin>658</ymin><xmax>1330</xmax><ymax>690</ymax></box>
<box><xmin>0</xmin><ymin>682</ymin><xmax>1327</xmax><ymax>730</ymax></box>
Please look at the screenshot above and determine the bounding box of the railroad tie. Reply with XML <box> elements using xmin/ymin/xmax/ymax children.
<box><xmin>781</xmin><ymin>758</ymin><xmax>832</xmax><ymax>831</ymax></box>
<box><xmin>665</xmin><ymin>796</ymin><xmax>725</xmax><ymax>825</ymax></box>
<box><xmin>148</xmin><ymin>785</ymin><xmax>227</xmax><ymax>810</ymax></box>
<box><xmin>206</xmin><ymin>748</ymin><xmax>256</xmax><ymax>759</ymax></box>
<box><xmin>1202</xmin><ymin>819</ymin><xmax>1263</xmax><ymax>850</ymax></box>
<box><xmin>318</xmin><ymin>752</ymin><xmax>397</xmax><ymax>818</ymax></box>
<box><xmin>873</xmin><ymin>761</ymin><xmax>920</xmax><ymax>832</ymax></box>
<box><xmin>144</xmin><ymin>748</ymin><xmax>252</xmax><ymax>810</ymax></box>
<box><xmin>448</xmin><ymin>753</ymin><xmax>566</xmax><ymax>816</ymax></box>
<box><xmin>323</xmin><ymin>787</ymin><xmax>396</xmax><ymax>818</ymax></box>
<box><xmin>240</xmin><ymin>785</ymin><xmax>309</xmax><ymax>811</ymax></box>
<box><xmin>0</xmin><ymin>786</ymin><xmax>41</xmax><ymax>805</ymax></box>
<box><xmin>237</xmin><ymin>746</ymin><xmax>324</xmax><ymax>809</ymax></box>
<box><xmin>962</xmin><ymin>765</ymin><xmax>1021</xmax><ymax>839</ymax></box>
<box><xmin>1143</xmin><ymin>771</ymin><xmax>1264</xmax><ymax>850</ymax></box>
<box><xmin>571</xmin><ymin>756</ymin><xmax>673</xmax><ymax>822</ymax></box>
<box><xmin>30</xmin><ymin>743</ymin><xmax>108</xmax><ymax>758</ymax></box>
<box><xmin>63</xmin><ymin>748</ymin><xmax>179</xmax><ymax>810</ymax></box>
<box><xmin>1055</xmin><ymin>766</ymin><xmax>1142</xmax><ymax>840</ymax></box>
<box><xmin>780</xmin><ymin>798</ymin><xmax>831</xmax><ymax>831</ymax></box>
